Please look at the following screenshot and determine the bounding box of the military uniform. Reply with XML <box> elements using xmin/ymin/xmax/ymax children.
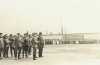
<box><xmin>22</xmin><ymin>36</ymin><xmax>29</xmax><ymax>58</ymax></box>
<box><xmin>37</xmin><ymin>32</ymin><xmax>44</xmax><ymax>57</ymax></box>
<box><xmin>31</xmin><ymin>36</ymin><xmax>37</xmax><ymax>60</ymax></box>
<box><xmin>13</xmin><ymin>36</ymin><xmax>18</xmax><ymax>59</ymax></box>
<box><xmin>17</xmin><ymin>36</ymin><xmax>23</xmax><ymax>59</ymax></box>
<box><xmin>28</xmin><ymin>36</ymin><xmax>32</xmax><ymax>55</ymax></box>
<box><xmin>3</xmin><ymin>36</ymin><xmax>9</xmax><ymax>58</ymax></box>
<box><xmin>0</xmin><ymin>35</ymin><xmax>4</xmax><ymax>59</ymax></box>
<box><xmin>9</xmin><ymin>34</ymin><xmax>14</xmax><ymax>57</ymax></box>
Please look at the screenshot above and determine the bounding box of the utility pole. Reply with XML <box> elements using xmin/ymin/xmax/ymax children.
<box><xmin>60</xmin><ymin>16</ymin><xmax>64</xmax><ymax>44</ymax></box>
<box><xmin>61</xmin><ymin>24</ymin><xmax>64</xmax><ymax>44</ymax></box>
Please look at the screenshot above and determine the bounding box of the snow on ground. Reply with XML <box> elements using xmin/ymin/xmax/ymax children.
<box><xmin>1</xmin><ymin>44</ymin><xmax>100</xmax><ymax>65</ymax></box>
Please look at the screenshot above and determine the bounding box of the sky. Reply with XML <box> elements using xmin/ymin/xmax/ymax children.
<box><xmin>0</xmin><ymin>0</ymin><xmax>100</xmax><ymax>34</ymax></box>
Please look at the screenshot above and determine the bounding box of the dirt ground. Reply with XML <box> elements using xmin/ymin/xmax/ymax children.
<box><xmin>0</xmin><ymin>44</ymin><xmax>100</xmax><ymax>65</ymax></box>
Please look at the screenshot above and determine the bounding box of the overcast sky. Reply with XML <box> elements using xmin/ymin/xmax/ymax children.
<box><xmin>0</xmin><ymin>0</ymin><xmax>100</xmax><ymax>34</ymax></box>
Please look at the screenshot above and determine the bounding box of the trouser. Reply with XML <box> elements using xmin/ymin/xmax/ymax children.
<box><xmin>38</xmin><ymin>47</ymin><xmax>43</xmax><ymax>57</ymax></box>
<box><xmin>18</xmin><ymin>47</ymin><xmax>21</xmax><ymax>59</ymax></box>
<box><xmin>0</xmin><ymin>48</ymin><xmax>3</xmax><ymax>58</ymax></box>
<box><xmin>33</xmin><ymin>47</ymin><xmax>36</xmax><ymax>60</ymax></box>
<box><xmin>3</xmin><ymin>47</ymin><xmax>9</xmax><ymax>58</ymax></box>
<box><xmin>14</xmin><ymin>47</ymin><xmax>22</xmax><ymax>59</ymax></box>
<box><xmin>9</xmin><ymin>43</ymin><xmax>13</xmax><ymax>57</ymax></box>
<box><xmin>14</xmin><ymin>47</ymin><xmax>17</xmax><ymax>59</ymax></box>
<box><xmin>10</xmin><ymin>46</ymin><xmax>14</xmax><ymax>57</ymax></box>
<box><xmin>28</xmin><ymin>46</ymin><xmax>32</xmax><ymax>55</ymax></box>
<box><xmin>22</xmin><ymin>46</ymin><xmax>28</xmax><ymax>58</ymax></box>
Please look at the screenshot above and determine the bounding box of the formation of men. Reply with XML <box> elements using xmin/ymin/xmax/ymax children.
<box><xmin>0</xmin><ymin>32</ymin><xmax>44</xmax><ymax>60</ymax></box>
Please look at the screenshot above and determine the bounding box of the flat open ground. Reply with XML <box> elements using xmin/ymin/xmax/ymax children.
<box><xmin>1</xmin><ymin>44</ymin><xmax>100</xmax><ymax>65</ymax></box>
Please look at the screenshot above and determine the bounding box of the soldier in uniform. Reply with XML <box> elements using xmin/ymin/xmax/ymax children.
<box><xmin>13</xmin><ymin>35</ymin><xmax>18</xmax><ymax>60</ymax></box>
<box><xmin>9</xmin><ymin>34</ymin><xmax>14</xmax><ymax>57</ymax></box>
<box><xmin>22</xmin><ymin>33</ymin><xmax>29</xmax><ymax>58</ymax></box>
<box><xmin>17</xmin><ymin>33</ymin><xmax>23</xmax><ymax>59</ymax></box>
<box><xmin>3</xmin><ymin>34</ymin><xmax>10</xmax><ymax>58</ymax></box>
<box><xmin>13</xmin><ymin>33</ymin><xmax>23</xmax><ymax>60</ymax></box>
<box><xmin>37</xmin><ymin>32</ymin><xmax>44</xmax><ymax>57</ymax></box>
<box><xmin>31</xmin><ymin>33</ymin><xmax>38</xmax><ymax>60</ymax></box>
<box><xmin>0</xmin><ymin>33</ymin><xmax>4</xmax><ymax>59</ymax></box>
<box><xmin>28</xmin><ymin>34</ymin><xmax>32</xmax><ymax>55</ymax></box>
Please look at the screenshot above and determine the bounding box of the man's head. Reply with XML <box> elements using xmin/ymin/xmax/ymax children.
<box><xmin>39</xmin><ymin>32</ymin><xmax>42</xmax><ymax>36</ymax></box>
<box><xmin>32</xmin><ymin>33</ymin><xmax>37</xmax><ymax>37</ymax></box>
<box><xmin>0</xmin><ymin>33</ymin><xmax>3</xmax><ymax>38</ymax></box>
<box><xmin>9</xmin><ymin>34</ymin><xmax>13</xmax><ymax>37</ymax></box>
<box><xmin>29</xmin><ymin>34</ymin><xmax>32</xmax><ymax>38</ymax></box>
<box><xmin>17</xmin><ymin>33</ymin><xmax>20</xmax><ymax>36</ymax></box>
<box><xmin>3</xmin><ymin>34</ymin><xmax>8</xmax><ymax>39</ymax></box>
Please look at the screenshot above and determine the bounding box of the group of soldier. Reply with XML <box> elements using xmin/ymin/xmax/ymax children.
<box><xmin>0</xmin><ymin>32</ymin><xmax>44</xmax><ymax>60</ymax></box>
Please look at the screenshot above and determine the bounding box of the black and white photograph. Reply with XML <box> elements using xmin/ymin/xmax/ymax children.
<box><xmin>0</xmin><ymin>0</ymin><xmax>100</xmax><ymax>65</ymax></box>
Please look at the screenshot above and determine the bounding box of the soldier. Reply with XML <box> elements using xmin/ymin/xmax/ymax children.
<box><xmin>9</xmin><ymin>34</ymin><xmax>14</xmax><ymax>57</ymax></box>
<box><xmin>13</xmin><ymin>33</ymin><xmax>23</xmax><ymax>60</ymax></box>
<box><xmin>13</xmin><ymin>35</ymin><xmax>18</xmax><ymax>60</ymax></box>
<box><xmin>17</xmin><ymin>33</ymin><xmax>23</xmax><ymax>59</ymax></box>
<box><xmin>22</xmin><ymin>33</ymin><xmax>29</xmax><ymax>58</ymax></box>
<box><xmin>3</xmin><ymin>34</ymin><xmax>10</xmax><ymax>58</ymax></box>
<box><xmin>37</xmin><ymin>32</ymin><xmax>44</xmax><ymax>57</ymax></box>
<box><xmin>20</xmin><ymin>35</ymin><xmax>24</xmax><ymax>58</ymax></box>
<box><xmin>0</xmin><ymin>33</ymin><xmax>4</xmax><ymax>59</ymax></box>
<box><xmin>28</xmin><ymin>34</ymin><xmax>32</xmax><ymax>55</ymax></box>
<box><xmin>31</xmin><ymin>33</ymin><xmax>38</xmax><ymax>60</ymax></box>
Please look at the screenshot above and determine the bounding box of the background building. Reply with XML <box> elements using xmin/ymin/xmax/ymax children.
<box><xmin>43</xmin><ymin>33</ymin><xmax>99</xmax><ymax>44</ymax></box>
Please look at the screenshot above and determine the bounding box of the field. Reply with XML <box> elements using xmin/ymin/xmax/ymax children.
<box><xmin>0</xmin><ymin>44</ymin><xmax>100</xmax><ymax>65</ymax></box>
